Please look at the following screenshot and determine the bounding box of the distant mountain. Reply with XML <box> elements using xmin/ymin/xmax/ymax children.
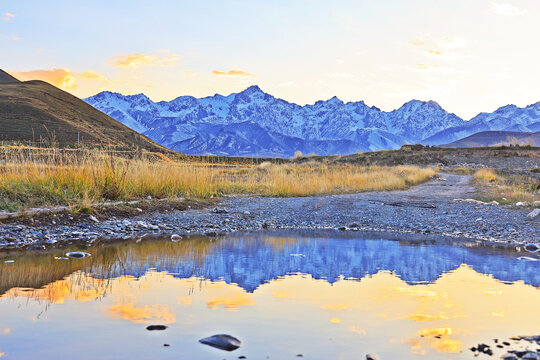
<box><xmin>423</xmin><ymin>103</ymin><xmax>540</xmax><ymax>145</ymax></box>
<box><xmin>442</xmin><ymin>130</ymin><xmax>540</xmax><ymax>148</ymax></box>
<box><xmin>0</xmin><ymin>71</ymin><xmax>168</xmax><ymax>152</ymax></box>
<box><xmin>85</xmin><ymin>86</ymin><xmax>540</xmax><ymax>157</ymax></box>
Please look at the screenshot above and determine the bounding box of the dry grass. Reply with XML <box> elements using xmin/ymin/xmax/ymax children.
<box><xmin>473</xmin><ymin>169</ymin><xmax>539</xmax><ymax>205</ymax></box>
<box><xmin>0</xmin><ymin>147</ymin><xmax>436</xmax><ymax>211</ymax></box>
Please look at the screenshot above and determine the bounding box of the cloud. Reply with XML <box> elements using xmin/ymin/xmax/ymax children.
<box><xmin>212</xmin><ymin>69</ymin><xmax>254</xmax><ymax>78</ymax></box>
<box><xmin>410</xmin><ymin>63</ymin><xmax>462</xmax><ymax>75</ymax></box>
<box><xmin>1</xmin><ymin>12</ymin><xmax>15</xmax><ymax>21</ymax></box>
<box><xmin>439</xmin><ymin>36</ymin><xmax>466</xmax><ymax>49</ymax></box>
<box><xmin>327</xmin><ymin>72</ymin><xmax>354</xmax><ymax>79</ymax></box>
<box><xmin>422</xmin><ymin>49</ymin><xmax>458</xmax><ymax>60</ymax></box>
<box><xmin>409</xmin><ymin>37</ymin><xmax>428</xmax><ymax>46</ymax></box>
<box><xmin>278</xmin><ymin>81</ymin><xmax>294</xmax><ymax>87</ymax></box>
<box><xmin>110</xmin><ymin>51</ymin><xmax>181</xmax><ymax>69</ymax></box>
<box><xmin>336</xmin><ymin>59</ymin><xmax>345</xmax><ymax>64</ymax></box>
<box><xmin>491</xmin><ymin>2</ymin><xmax>527</xmax><ymax>16</ymax></box>
<box><xmin>10</xmin><ymin>68</ymin><xmax>110</xmax><ymax>90</ymax></box>
<box><xmin>10</xmin><ymin>36</ymin><xmax>19</xmax><ymax>41</ymax></box>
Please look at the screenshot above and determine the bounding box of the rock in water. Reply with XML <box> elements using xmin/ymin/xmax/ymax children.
<box><xmin>524</xmin><ymin>243</ymin><xmax>540</xmax><ymax>253</ymax></box>
<box><xmin>146</xmin><ymin>325</ymin><xmax>168</xmax><ymax>331</ymax></box>
<box><xmin>170</xmin><ymin>234</ymin><xmax>183</xmax><ymax>242</ymax></box>
<box><xmin>65</xmin><ymin>251</ymin><xmax>91</xmax><ymax>259</ymax></box>
<box><xmin>199</xmin><ymin>334</ymin><xmax>241</xmax><ymax>351</ymax></box>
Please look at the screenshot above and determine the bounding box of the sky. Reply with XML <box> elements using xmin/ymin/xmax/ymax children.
<box><xmin>1</xmin><ymin>0</ymin><xmax>539</xmax><ymax>119</ymax></box>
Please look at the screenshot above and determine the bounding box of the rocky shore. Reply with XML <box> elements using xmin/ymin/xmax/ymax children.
<box><xmin>0</xmin><ymin>174</ymin><xmax>538</xmax><ymax>251</ymax></box>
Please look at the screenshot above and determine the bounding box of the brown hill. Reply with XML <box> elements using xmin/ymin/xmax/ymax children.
<box><xmin>0</xmin><ymin>69</ymin><xmax>21</xmax><ymax>84</ymax></box>
<box><xmin>0</xmin><ymin>71</ymin><xmax>169</xmax><ymax>152</ymax></box>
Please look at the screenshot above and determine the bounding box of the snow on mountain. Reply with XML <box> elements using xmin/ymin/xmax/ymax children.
<box><xmin>85</xmin><ymin>87</ymin><xmax>540</xmax><ymax>157</ymax></box>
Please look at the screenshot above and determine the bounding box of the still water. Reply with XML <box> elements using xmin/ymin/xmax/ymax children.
<box><xmin>0</xmin><ymin>232</ymin><xmax>539</xmax><ymax>359</ymax></box>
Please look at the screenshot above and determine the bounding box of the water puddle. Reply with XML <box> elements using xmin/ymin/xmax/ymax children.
<box><xmin>0</xmin><ymin>232</ymin><xmax>539</xmax><ymax>359</ymax></box>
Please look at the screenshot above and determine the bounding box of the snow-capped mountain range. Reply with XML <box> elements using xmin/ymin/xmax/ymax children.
<box><xmin>84</xmin><ymin>85</ymin><xmax>540</xmax><ymax>157</ymax></box>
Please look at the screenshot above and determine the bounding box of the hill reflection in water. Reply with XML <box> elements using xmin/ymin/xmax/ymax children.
<box><xmin>0</xmin><ymin>233</ymin><xmax>539</xmax><ymax>360</ymax></box>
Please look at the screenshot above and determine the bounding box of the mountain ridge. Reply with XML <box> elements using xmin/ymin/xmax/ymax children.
<box><xmin>85</xmin><ymin>86</ymin><xmax>540</xmax><ymax>157</ymax></box>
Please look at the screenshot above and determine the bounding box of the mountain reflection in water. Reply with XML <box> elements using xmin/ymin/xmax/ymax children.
<box><xmin>0</xmin><ymin>233</ymin><xmax>539</xmax><ymax>360</ymax></box>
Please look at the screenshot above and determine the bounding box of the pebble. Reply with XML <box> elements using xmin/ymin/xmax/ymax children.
<box><xmin>170</xmin><ymin>234</ymin><xmax>183</xmax><ymax>242</ymax></box>
<box><xmin>146</xmin><ymin>325</ymin><xmax>167</xmax><ymax>331</ymax></box>
<box><xmin>199</xmin><ymin>334</ymin><xmax>241</xmax><ymax>351</ymax></box>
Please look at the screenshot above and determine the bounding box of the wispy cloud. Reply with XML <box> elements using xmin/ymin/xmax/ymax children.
<box><xmin>109</xmin><ymin>51</ymin><xmax>181</xmax><ymax>69</ymax></box>
<box><xmin>10</xmin><ymin>68</ymin><xmax>110</xmax><ymax>90</ymax></box>
<box><xmin>211</xmin><ymin>69</ymin><xmax>254</xmax><ymax>77</ymax></box>
<box><xmin>327</xmin><ymin>72</ymin><xmax>354</xmax><ymax>79</ymax></box>
<box><xmin>409</xmin><ymin>63</ymin><xmax>464</xmax><ymax>75</ymax></box>
<box><xmin>409</xmin><ymin>37</ymin><xmax>428</xmax><ymax>46</ymax></box>
<box><xmin>422</xmin><ymin>49</ymin><xmax>458</xmax><ymax>61</ymax></box>
<box><xmin>278</xmin><ymin>81</ymin><xmax>294</xmax><ymax>87</ymax></box>
<box><xmin>491</xmin><ymin>2</ymin><xmax>527</xmax><ymax>16</ymax></box>
<box><xmin>1</xmin><ymin>12</ymin><xmax>15</xmax><ymax>21</ymax></box>
<box><xmin>10</xmin><ymin>35</ymin><xmax>19</xmax><ymax>41</ymax></box>
<box><xmin>439</xmin><ymin>36</ymin><xmax>466</xmax><ymax>49</ymax></box>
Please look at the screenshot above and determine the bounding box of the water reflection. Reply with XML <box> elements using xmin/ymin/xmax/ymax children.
<box><xmin>0</xmin><ymin>233</ymin><xmax>539</xmax><ymax>359</ymax></box>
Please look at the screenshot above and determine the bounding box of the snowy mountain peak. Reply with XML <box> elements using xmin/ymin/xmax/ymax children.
<box><xmin>84</xmin><ymin>86</ymin><xmax>540</xmax><ymax>157</ymax></box>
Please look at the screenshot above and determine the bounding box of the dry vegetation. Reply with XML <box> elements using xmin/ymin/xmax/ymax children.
<box><xmin>0</xmin><ymin>146</ymin><xmax>436</xmax><ymax>212</ymax></box>
<box><xmin>473</xmin><ymin>168</ymin><xmax>540</xmax><ymax>205</ymax></box>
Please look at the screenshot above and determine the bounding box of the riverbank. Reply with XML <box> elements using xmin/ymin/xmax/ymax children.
<box><xmin>0</xmin><ymin>173</ymin><xmax>538</xmax><ymax>251</ymax></box>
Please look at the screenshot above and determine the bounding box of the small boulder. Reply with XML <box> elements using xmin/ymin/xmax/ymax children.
<box><xmin>146</xmin><ymin>325</ymin><xmax>167</xmax><ymax>331</ymax></box>
<box><xmin>199</xmin><ymin>334</ymin><xmax>241</xmax><ymax>351</ymax></box>
<box><xmin>170</xmin><ymin>234</ymin><xmax>183</xmax><ymax>242</ymax></box>
<box><xmin>65</xmin><ymin>251</ymin><xmax>91</xmax><ymax>259</ymax></box>
<box><xmin>212</xmin><ymin>208</ymin><xmax>229</xmax><ymax>214</ymax></box>
<box><xmin>500</xmin><ymin>354</ymin><xmax>518</xmax><ymax>360</ymax></box>
<box><xmin>524</xmin><ymin>243</ymin><xmax>540</xmax><ymax>253</ymax></box>
<box><xmin>366</xmin><ymin>354</ymin><xmax>379</xmax><ymax>360</ymax></box>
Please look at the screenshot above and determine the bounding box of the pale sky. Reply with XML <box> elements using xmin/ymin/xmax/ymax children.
<box><xmin>1</xmin><ymin>0</ymin><xmax>539</xmax><ymax>119</ymax></box>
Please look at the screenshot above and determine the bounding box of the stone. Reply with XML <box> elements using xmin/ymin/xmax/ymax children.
<box><xmin>65</xmin><ymin>251</ymin><xmax>91</xmax><ymax>259</ymax></box>
<box><xmin>199</xmin><ymin>334</ymin><xmax>241</xmax><ymax>351</ymax></box>
<box><xmin>170</xmin><ymin>234</ymin><xmax>183</xmax><ymax>242</ymax></box>
<box><xmin>366</xmin><ymin>354</ymin><xmax>379</xmax><ymax>360</ymax></box>
<box><xmin>524</xmin><ymin>243</ymin><xmax>540</xmax><ymax>253</ymax></box>
<box><xmin>527</xmin><ymin>208</ymin><xmax>540</xmax><ymax>220</ymax></box>
<box><xmin>500</xmin><ymin>354</ymin><xmax>518</xmax><ymax>360</ymax></box>
<box><xmin>212</xmin><ymin>208</ymin><xmax>229</xmax><ymax>214</ymax></box>
<box><xmin>521</xmin><ymin>352</ymin><xmax>540</xmax><ymax>360</ymax></box>
<box><xmin>89</xmin><ymin>215</ymin><xmax>99</xmax><ymax>223</ymax></box>
<box><xmin>146</xmin><ymin>325</ymin><xmax>167</xmax><ymax>331</ymax></box>
<box><xmin>516</xmin><ymin>202</ymin><xmax>528</xmax><ymax>207</ymax></box>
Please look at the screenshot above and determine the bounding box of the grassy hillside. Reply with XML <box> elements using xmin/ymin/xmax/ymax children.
<box><xmin>0</xmin><ymin>75</ymin><xmax>168</xmax><ymax>152</ymax></box>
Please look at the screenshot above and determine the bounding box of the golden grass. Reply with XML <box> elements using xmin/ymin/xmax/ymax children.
<box><xmin>0</xmin><ymin>147</ymin><xmax>436</xmax><ymax>211</ymax></box>
<box><xmin>473</xmin><ymin>168</ymin><xmax>539</xmax><ymax>205</ymax></box>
